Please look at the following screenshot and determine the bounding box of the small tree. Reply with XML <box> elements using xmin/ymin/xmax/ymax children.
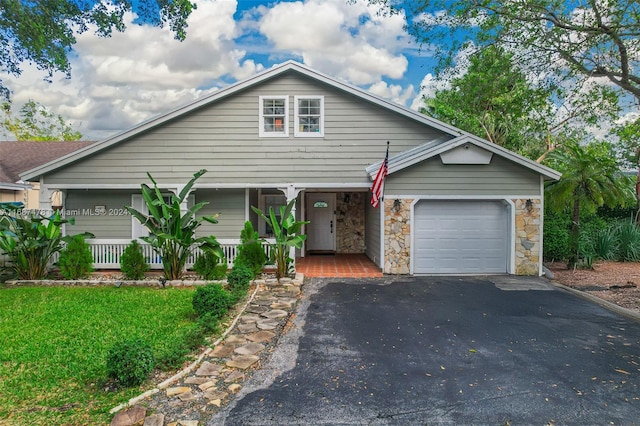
<box><xmin>57</xmin><ymin>234</ymin><xmax>94</xmax><ymax>279</ymax></box>
<box><xmin>120</xmin><ymin>240</ymin><xmax>150</xmax><ymax>280</ymax></box>
<box><xmin>234</xmin><ymin>221</ymin><xmax>267</xmax><ymax>278</ymax></box>
<box><xmin>125</xmin><ymin>169</ymin><xmax>224</xmax><ymax>280</ymax></box>
<box><xmin>545</xmin><ymin>141</ymin><xmax>634</xmax><ymax>267</ymax></box>
<box><xmin>0</xmin><ymin>205</ymin><xmax>92</xmax><ymax>279</ymax></box>
<box><xmin>251</xmin><ymin>199</ymin><xmax>309</xmax><ymax>279</ymax></box>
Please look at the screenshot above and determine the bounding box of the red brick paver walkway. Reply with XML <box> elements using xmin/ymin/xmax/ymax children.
<box><xmin>295</xmin><ymin>254</ymin><xmax>382</xmax><ymax>278</ymax></box>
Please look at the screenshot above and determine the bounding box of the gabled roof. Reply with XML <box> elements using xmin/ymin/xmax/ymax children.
<box><xmin>365</xmin><ymin>134</ymin><xmax>561</xmax><ymax>181</ymax></box>
<box><xmin>21</xmin><ymin>60</ymin><xmax>468</xmax><ymax>181</ymax></box>
<box><xmin>1</xmin><ymin>141</ymin><xmax>94</xmax><ymax>187</ymax></box>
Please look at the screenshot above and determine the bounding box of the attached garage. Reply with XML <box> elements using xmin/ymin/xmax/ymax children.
<box><xmin>413</xmin><ymin>200</ymin><xmax>510</xmax><ymax>274</ymax></box>
<box><xmin>368</xmin><ymin>134</ymin><xmax>561</xmax><ymax>276</ymax></box>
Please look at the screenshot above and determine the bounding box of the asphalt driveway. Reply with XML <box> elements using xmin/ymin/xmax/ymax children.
<box><xmin>210</xmin><ymin>276</ymin><xmax>640</xmax><ymax>425</ymax></box>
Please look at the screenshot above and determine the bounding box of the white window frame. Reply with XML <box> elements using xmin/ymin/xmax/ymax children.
<box><xmin>259</xmin><ymin>96</ymin><xmax>289</xmax><ymax>137</ymax></box>
<box><xmin>294</xmin><ymin>96</ymin><xmax>324</xmax><ymax>137</ymax></box>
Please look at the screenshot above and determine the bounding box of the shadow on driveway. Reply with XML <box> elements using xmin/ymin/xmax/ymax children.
<box><xmin>210</xmin><ymin>276</ymin><xmax>640</xmax><ymax>425</ymax></box>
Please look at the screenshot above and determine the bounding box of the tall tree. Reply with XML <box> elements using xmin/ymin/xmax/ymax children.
<box><xmin>544</xmin><ymin>140</ymin><xmax>634</xmax><ymax>267</ymax></box>
<box><xmin>1</xmin><ymin>100</ymin><xmax>82</xmax><ymax>141</ymax></box>
<box><xmin>368</xmin><ymin>0</ymin><xmax>639</xmax><ymax>105</ymax></box>
<box><xmin>614</xmin><ymin>117</ymin><xmax>640</xmax><ymax>219</ymax></box>
<box><xmin>421</xmin><ymin>46</ymin><xmax>552</xmax><ymax>158</ymax></box>
<box><xmin>0</xmin><ymin>0</ymin><xmax>195</xmax><ymax>100</ymax></box>
<box><xmin>421</xmin><ymin>45</ymin><xmax>618</xmax><ymax>160</ymax></box>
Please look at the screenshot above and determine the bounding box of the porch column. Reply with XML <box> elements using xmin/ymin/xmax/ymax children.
<box><xmin>277</xmin><ymin>185</ymin><xmax>305</xmax><ymax>269</ymax></box>
<box><xmin>38</xmin><ymin>184</ymin><xmax>56</xmax><ymax>215</ymax></box>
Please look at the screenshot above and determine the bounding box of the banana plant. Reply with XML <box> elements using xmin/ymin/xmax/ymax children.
<box><xmin>125</xmin><ymin>169</ymin><xmax>224</xmax><ymax>280</ymax></box>
<box><xmin>252</xmin><ymin>199</ymin><xmax>309</xmax><ymax>279</ymax></box>
<box><xmin>0</xmin><ymin>205</ymin><xmax>93</xmax><ymax>280</ymax></box>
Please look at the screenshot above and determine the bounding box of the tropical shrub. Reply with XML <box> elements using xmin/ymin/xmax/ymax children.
<box><xmin>120</xmin><ymin>240</ymin><xmax>150</xmax><ymax>280</ymax></box>
<box><xmin>192</xmin><ymin>283</ymin><xmax>233</xmax><ymax>322</ymax></box>
<box><xmin>57</xmin><ymin>234</ymin><xmax>94</xmax><ymax>279</ymax></box>
<box><xmin>251</xmin><ymin>199</ymin><xmax>309</xmax><ymax>279</ymax></box>
<box><xmin>614</xmin><ymin>220</ymin><xmax>640</xmax><ymax>261</ymax></box>
<box><xmin>193</xmin><ymin>250</ymin><xmax>227</xmax><ymax>280</ymax></box>
<box><xmin>0</xmin><ymin>205</ymin><xmax>92</xmax><ymax>279</ymax></box>
<box><xmin>106</xmin><ymin>338</ymin><xmax>155</xmax><ymax>387</ymax></box>
<box><xmin>234</xmin><ymin>221</ymin><xmax>267</xmax><ymax>278</ymax></box>
<box><xmin>589</xmin><ymin>227</ymin><xmax>618</xmax><ymax>261</ymax></box>
<box><xmin>126</xmin><ymin>169</ymin><xmax>224</xmax><ymax>280</ymax></box>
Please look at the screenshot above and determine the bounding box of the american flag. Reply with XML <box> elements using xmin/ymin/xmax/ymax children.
<box><xmin>371</xmin><ymin>143</ymin><xmax>389</xmax><ymax>208</ymax></box>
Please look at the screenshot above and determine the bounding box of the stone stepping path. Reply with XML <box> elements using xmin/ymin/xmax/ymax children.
<box><xmin>110</xmin><ymin>276</ymin><xmax>302</xmax><ymax>426</ymax></box>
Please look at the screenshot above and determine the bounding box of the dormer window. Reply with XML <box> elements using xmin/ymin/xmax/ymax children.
<box><xmin>294</xmin><ymin>96</ymin><xmax>324</xmax><ymax>137</ymax></box>
<box><xmin>259</xmin><ymin>96</ymin><xmax>289</xmax><ymax>137</ymax></box>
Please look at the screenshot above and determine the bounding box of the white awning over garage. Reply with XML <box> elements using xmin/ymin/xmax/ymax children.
<box><xmin>413</xmin><ymin>200</ymin><xmax>509</xmax><ymax>274</ymax></box>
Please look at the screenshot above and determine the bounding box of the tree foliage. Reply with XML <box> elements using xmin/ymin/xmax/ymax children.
<box><xmin>0</xmin><ymin>0</ymin><xmax>196</xmax><ymax>99</ymax></box>
<box><xmin>370</xmin><ymin>0</ymin><xmax>639</xmax><ymax>105</ymax></box>
<box><xmin>421</xmin><ymin>46</ymin><xmax>551</xmax><ymax>158</ymax></box>
<box><xmin>544</xmin><ymin>140</ymin><xmax>634</xmax><ymax>266</ymax></box>
<box><xmin>1</xmin><ymin>99</ymin><xmax>82</xmax><ymax>141</ymax></box>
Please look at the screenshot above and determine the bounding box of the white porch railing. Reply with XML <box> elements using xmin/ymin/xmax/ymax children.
<box><xmin>86</xmin><ymin>239</ymin><xmax>273</xmax><ymax>270</ymax></box>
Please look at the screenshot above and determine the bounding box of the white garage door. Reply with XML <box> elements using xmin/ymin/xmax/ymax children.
<box><xmin>414</xmin><ymin>200</ymin><xmax>509</xmax><ymax>274</ymax></box>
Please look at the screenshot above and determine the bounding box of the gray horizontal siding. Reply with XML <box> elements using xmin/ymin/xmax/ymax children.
<box><xmin>64</xmin><ymin>190</ymin><xmax>132</xmax><ymax>238</ymax></box>
<box><xmin>196</xmin><ymin>189</ymin><xmax>246</xmax><ymax>239</ymax></box>
<box><xmin>44</xmin><ymin>72</ymin><xmax>448</xmax><ymax>185</ymax></box>
<box><xmin>384</xmin><ymin>155</ymin><xmax>540</xmax><ymax>196</ymax></box>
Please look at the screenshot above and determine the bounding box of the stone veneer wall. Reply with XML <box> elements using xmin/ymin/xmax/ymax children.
<box><xmin>383</xmin><ymin>198</ymin><xmax>413</xmax><ymax>274</ymax></box>
<box><xmin>335</xmin><ymin>192</ymin><xmax>365</xmax><ymax>253</ymax></box>
<box><xmin>382</xmin><ymin>197</ymin><xmax>542</xmax><ymax>276</ymax></box>
<box><xmin>514</xmin><ymin>198</ymin><xmax>541</xmax><ymax>275</ymax></box>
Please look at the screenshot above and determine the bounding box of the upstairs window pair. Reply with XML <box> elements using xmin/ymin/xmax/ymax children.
<box><xmin>259</xmin><ymin>96</ymin><xmax>324</xmax><ymax>137</ymax></box>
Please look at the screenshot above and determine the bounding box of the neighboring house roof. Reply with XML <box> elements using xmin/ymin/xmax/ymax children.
<box><xmin>0</xmin><ymin>141</ymin><xmax>94</xmax><ymax>188</ymax></box>
<box><xmin>366</xmin><ymin>134</ymin><xmax>562</xmax><ymax>181</ymax></box>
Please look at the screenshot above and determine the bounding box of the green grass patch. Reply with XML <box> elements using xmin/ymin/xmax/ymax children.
<box><xmin>0</xmin><ymin>285</ymin><xmax>198</xmax><ymax>425</ymax></box>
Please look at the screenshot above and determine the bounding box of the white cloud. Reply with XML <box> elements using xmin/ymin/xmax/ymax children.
<box><xmin>257</xmin><ymin>0</ymin><xmax>409</xmax><ymax>84</ymax></box>
<box><xmin>2</xmin><ymin>0</ymin><xmax>420</xmax><ymax>140</ymax></box>
<box><xmin>368</xmin><ymin>81</ymin><xmax>415</xmax><ymax>106</ymax></box>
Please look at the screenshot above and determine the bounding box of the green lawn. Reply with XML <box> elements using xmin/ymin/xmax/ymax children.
<box><xmin>0</xmin><ymin>285</ymin><xmax>198</xmax><ymax>425</ymax></box>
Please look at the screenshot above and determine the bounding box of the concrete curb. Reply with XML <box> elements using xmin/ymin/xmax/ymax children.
<box><xmin>551</xmin><ymin>281</ymin><xmax>640</xmax><ymax>322</ymax></box>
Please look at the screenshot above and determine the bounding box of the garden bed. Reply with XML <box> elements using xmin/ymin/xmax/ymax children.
<box><xmin>548</xmin><ymin>261</ymin><xmax>640</xmax><ymax>313</ymax></box>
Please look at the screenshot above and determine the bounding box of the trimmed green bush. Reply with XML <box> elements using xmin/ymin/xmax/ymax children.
<box><xmin>193</xmin><ymin>250</ymin><xmax>227</xmax><ymax>280</ymax></box>
<box><xmin>543</xmin><ymin>212</ymin><xmax>570</xmax><ymax>261</ymax></box>
<box><xmin>58</xmin><ymin>234</ymin><xmax>94</xmax><ymax>279</ymax></box>
<box><xmin>120</xmin><ymin>240</ymin><xmax>149</xmax><ymax>280</ymax></box>
<box><xmin>192</xmin><ymin>283</ymin><xmax>233</xmax><ymax>321</ymax></box>
<box><xmin>227</xmin><ymin>263</ymin><xmax>253</xmax><ymax>302</ymax></box>
<box><xmin>234</xmin><ymin>221</ymin><xmax>267</xmax><ymax>278</ymax></box>
<box><xmin>106</xmin><ymin>338</ymin><xmax>155</xmax><ymax>387</ymax></box>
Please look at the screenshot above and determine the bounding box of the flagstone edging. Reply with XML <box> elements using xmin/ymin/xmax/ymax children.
<box><xmin>109</xmin><ymin>280</ymin><xmax>263</xmax><ymax>415</ymax></box>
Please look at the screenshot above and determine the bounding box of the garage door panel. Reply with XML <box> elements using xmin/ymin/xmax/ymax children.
<box><xmin>414</xmin><ymin>200</ymin><xmax>508</xmax><ymax>274</ymax></box>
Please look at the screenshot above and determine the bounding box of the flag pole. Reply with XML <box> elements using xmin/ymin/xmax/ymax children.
<box><xmin>371</xmin><ymin>141</ymin><xmax>389</xmax><ymax>208</ymax></box>
<box><xmin>380</xmin><ymin>141</ymin><xmax>389</xmax><ymax>205</ymax></box>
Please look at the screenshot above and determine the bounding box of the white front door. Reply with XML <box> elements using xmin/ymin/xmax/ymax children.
<box><xmin>306</xmin><ymin>193</ymin><xmax>336</xmax><ymax>252</ymax></box>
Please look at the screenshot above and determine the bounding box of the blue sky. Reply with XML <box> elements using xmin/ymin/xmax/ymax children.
<box><xmin>1</xmin><ymin>0</ymin><xmax>442</xmax><ymax>141</ymax></box>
